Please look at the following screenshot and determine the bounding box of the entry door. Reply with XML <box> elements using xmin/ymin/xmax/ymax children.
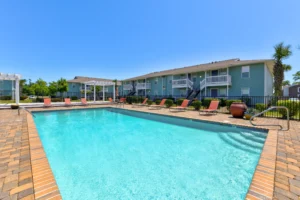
<box><xmin>211</xmin><ymin>70</ymin><xmax>218</xmax><ymax>76</ymax></box>
<box><xmin>211</xmin><ymin>89</ymin><xmax>218</xmax><ymax>97</ymax></box>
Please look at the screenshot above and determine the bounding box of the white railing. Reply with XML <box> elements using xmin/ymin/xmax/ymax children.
<box><xmin>123</xmin><ymin>84</ymin><xmax>133</xmax><ymax>90</ymax></box>
<box><xmin>200</xmin><ymin>75</ymin><xmax>231</xmax><ymax>90</ymax></box>
<box><xmin>172</xmin><ymin>79</ymin><xmax>193</xmax><ymax>89</ymax></box>
<box><xmin>135</xmin><ymin>83</ymin><xmax>151</xmax><ymax>90</ymax></box>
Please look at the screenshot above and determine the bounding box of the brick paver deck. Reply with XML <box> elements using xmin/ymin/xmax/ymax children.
<box><xmin>0</xmin><ymin>105</ymin><xmax>299</xmax><ymax>199</ymax></box>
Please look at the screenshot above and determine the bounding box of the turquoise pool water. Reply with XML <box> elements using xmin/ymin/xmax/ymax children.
<box><xmin>33</xmin><ymin>108</ymin><xmax>267</xmax><ymax>200</ymax></box>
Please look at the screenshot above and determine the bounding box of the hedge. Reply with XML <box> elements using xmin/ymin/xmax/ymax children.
<box><xmin>0</xmin><ymin>96</ymin><xmax>12</xmax><ymax>100</ymax></box>
<box><xmin>191</xmin><ymin>100</ymin><xmax>202</xmax><ymax>110</ymax></box>
<box><xmin>165</xmin><ymin>99</ymin><xmax>174</xmax><ymax>108</ymax></box>
<box><xmin>71</xmin><ymin>96</ymin><xmax>78</xmax><ymax>100</ymax></box>
<box><xmin>155</xmin><ymin>99</ymin><xmax>161</xmax><ymax>105</ymax></box>
<box><xmin>147</xmin><ymin>100</ymin><xmax>153</xmax><ymax>106</ymax></box>
<box><xmin>255</xmin><ymin>103</ymin><xmax>267</xmax><ymax>112</ymax></box>
<box><xmin>20</xmin><ymin>96</ymin><xmax>28</xmax><ymax>100</ymax></box>
<box><xmin>277</xmin><ymin>100</ymin><xmax>300</xmax><ymax>118</ymax></box>
<box><xmin>176</xmin><ymin>98</ymin><xmax>185</xmax><ymax>106</ymax></box>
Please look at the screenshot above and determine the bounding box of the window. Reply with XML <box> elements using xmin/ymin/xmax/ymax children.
<box><xmin>219</xmin><ymin>88</ymin><xmax>227</xmax><ymax>97</ymax></box>
<box><xmin>241</xmin><ymin>88</ymin><xmax>250</xmax><ymax>96</ymax></box>
<box><xmin>155</xmin><ymin>78</ymin><xmax>158</xmax><ymax>84</ymax></box>
<box><xmin>72</xmin><ymin>83</ymin><xmax>75</xmax><ymax>88</ymax></box>
<box><xmin>241</xmin><ymin>66</ymin><xmax>250</xmax><ymax>78</ymax></box>
<box><xmin>219</xmin><ymin>68</ymin><xmax>227</xmax><ymax>75</ymax></box>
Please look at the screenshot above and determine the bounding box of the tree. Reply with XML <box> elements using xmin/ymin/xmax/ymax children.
<box><xmin>282</xmin><ymin>80</ymin><xmax>291</xmax><ymax>86</ymax></box>
<box><xmin>33</xmin><ymin>78</ymin><xmax>49</xmax><ymax>96</ymax></box>
<box><xmin>293</xmin><ymin>71</ymin><xmax>300</xmax><ymax>85</ymax></box>
<box><xmin>57</xmin><ymin>78</ymin><xmax>68</xmax><ymax>98</ymax></box>
<box><xmin>48</xmin><ymin>81</ymin><xmax>58</xmax><ymax>96</ymax></box>
<box><xmin>273</xmin><ymin>42</ymin><xmax>292</xmax><ymax>96</ymax></box>
<box><xmin>19</xmin><ymin>79</ymin><xmax>27</xmax><ymax>95</ymax></box>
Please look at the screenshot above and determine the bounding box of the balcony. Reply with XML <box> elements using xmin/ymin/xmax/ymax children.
<box><xmin>123</xmin><ymin>84</ymin><xmax>133</xmax><ymax>90</ymax></box>
<box><xmin>135</xmin><ymin>83</ymin><xmax>151</xmax><ymax>90</ymax></box>
<box><xmin>172</xmin><ymin>79</ymin><xmax>193</xmax><ymax>89</ymax></box>
<box><xmin>200</xmin><ymin>75</ymin><xmax>231</xmax><ymax>90</ymax></box>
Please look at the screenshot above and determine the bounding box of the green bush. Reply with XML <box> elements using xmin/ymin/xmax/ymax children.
<box><xmin>218</xmin><ymin>98</ymin><xmax>227</xmax><ymax>107</ymax></box>
<box><xmin>147</xmin><ymin>100</ymin><xmax>153</xmax><ymax>105</ymax></box>
<box><xmin>226</xmin><ymin>99</ymin><xmax>242</xmax><ymax>110</ymax></box>
<box><xmin>202</xmin><ymin>98</ymin><xmax>217</xmax><ymax>108</ymax></box>
<box><xmin>240</xmin><ymin>96</ymin><xmax>251</xmax><ymax>106</ymax></box>
<box><xmin>51</xmin><ymin>98</ymin><xmax>62</xmax><ymax>102</ymax></box>
<box><xmin>165</xmin><ymin>99</ymin><xmax>174</xmax><ymax>108</ymax></box>
<box><xmin>71</xmin><ymin>96</ymin><xmax>78</xmax><ymax>100</ymax></box>
<box><xmin>137</xmin><ymin>96</ymin><xmax>144</xmax><ymax>103</ymax></box>
<box><xmin>155</xmin><ymin>99</ymin><xmax>161</xmax><ymax>105</ymax></box>
<box><xmin>277</xmin><ymin>100</ymin><xmax>300</xmax><ymax>118</ymax></box>
<box><xmin>191</xmin><ymin>100</ymin><xmax>202</xmax><ymax>110</ymax></box>
<box><xmin>20</xmin><ymin>96</ymin><xmax>28</xmax><ymax>100</ymax></box>
<box><xmin>126</xmin><ymin>96</ymin><xmax>138</xmax><ymax>104</ymax></box>
<box><xmin>176</xmin><ymin>98</ymin><xmax>185</xmax><ymax>106</ymax></box>
<box><xmin>0</xmin><ymin>96</ymin><xmax>12</xmax><ymax>100</ymax></box>
<box><xmin>255</xmin><ymin>103</ymin><xmax>267</xmax><ymax>112</ymax></box>
<box><xmin>35</xmin><ymin>98</ymin><xmax>44</xmax><ymax>102</ymax></box>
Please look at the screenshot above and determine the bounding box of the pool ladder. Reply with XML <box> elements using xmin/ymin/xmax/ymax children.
<box><xmin>249</xmin><ymin>106</ymin><xmax>289</xmax><ymax>131</ymax></box>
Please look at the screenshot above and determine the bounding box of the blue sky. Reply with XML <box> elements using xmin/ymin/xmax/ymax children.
<box><xmin>0</xmin><ymin>0</ymin><xmax>299</xmax><ymax>83</ymax></box>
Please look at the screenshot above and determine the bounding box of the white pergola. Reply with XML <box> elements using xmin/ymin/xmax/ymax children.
<box><xmin>84</xmin><ymin>80</ymin><xmax>115</xmax><ymax>102</ymax></box>
<box><xmin>0</xmin><ymin>73</ymin><xmax>21</xmax><ymax>104</ymax></box>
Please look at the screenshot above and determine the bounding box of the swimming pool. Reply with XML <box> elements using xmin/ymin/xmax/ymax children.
<box><xmin>33</xmin><ymin>108</ymin><xmax>267</xmax><ymax>200</ymax></box>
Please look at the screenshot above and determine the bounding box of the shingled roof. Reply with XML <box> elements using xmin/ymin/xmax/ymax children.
<box><xmin>67</xmin><ymin>76</ymin><xmax>122</xmax><ymax>85</ymax></box>
<box><xmin>123</xmin><ymin>58</ymin><xmax>274</xmax><ymax>81</ymax></box>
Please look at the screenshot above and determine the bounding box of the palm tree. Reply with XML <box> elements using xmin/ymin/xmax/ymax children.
<box><xmin>273</xmin><ymin>42</ymin><xmax>292</xmax><ymax>96</ymax></box>
<box><xmin>282</xmin><ymin>80</ymin><xmax>290</xmax><ymax>86</ymax></box>
<box><xmin>293</xmin><ymin>71</ymin><xmax>300</xmax><ymax>85</ymax></box>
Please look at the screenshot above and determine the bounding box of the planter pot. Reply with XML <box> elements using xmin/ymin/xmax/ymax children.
<box><xmin>230</xmin><ymin>102</ymin><xmax>247</xmax><ymax>118</ymax></box>
<box><xmin>244</xmin><ymin>114</ymin><xmax>254</xmax><ymax>120</ymax></box>
<box><xmin>11</xmin><ymin>105</ymin><xmax>19</xmax><ymax>109</ymax></box>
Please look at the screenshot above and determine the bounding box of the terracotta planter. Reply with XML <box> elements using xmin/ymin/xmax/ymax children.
<box><xmin>230</xmin><ymin>102</ymin><xmax>247</xmax><ymax>118</ymax></box>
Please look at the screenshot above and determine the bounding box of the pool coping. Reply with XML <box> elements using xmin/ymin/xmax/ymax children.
<box><xmin>27</xmin><ymin>106</ymin><xmax>277</xmax><ymax>199</ymax></box>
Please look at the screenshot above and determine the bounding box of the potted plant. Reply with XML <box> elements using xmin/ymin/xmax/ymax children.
<box><xmin>11</xmin><ymin>104</ymin><xmax>19</xmax><ymax>109</ymax></box>
<box><xmin>230</xmin><ymin>102</ymin><xmax>247</xmax><ymax>118</ymax></box>
<box><xmin>244</xmin><ymin>108</ymin><xmax>256</xmax><ymax>120</ymax></box>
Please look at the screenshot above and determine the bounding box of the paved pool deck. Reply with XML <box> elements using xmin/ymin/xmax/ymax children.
<box><xmin>0</xmin><ymin>104</ymin><xmax>299</xmax><ymax>199</ymax></box>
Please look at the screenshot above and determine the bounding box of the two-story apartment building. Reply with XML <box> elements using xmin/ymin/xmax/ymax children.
<box><xmin>120</xmin><ymin>58</ymin><xmax>274</xmax><ymax>99</ymax></box>
<box><xmin>66</xmin><ymin>76</ymin><xmax>122</xmax><ymax>99</ymax></box>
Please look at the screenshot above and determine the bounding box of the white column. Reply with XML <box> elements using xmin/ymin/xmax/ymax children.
<box><xmin>84</xmin><ymin>84</ymin><xmax>87</xmax><ymax>99</ymax></box>
<box><xmin>205</xmin><ymin>71</ymin><xmax>207</xmax><ymax>97</ymax></box>
<box><xmin>171</xmin><ymin>75</ymin><xmax>173</xmax><ymax>97</ymax></box>
<box><xmin>144</xmin><ymin>79</ymin><xmax>146</xmax><ymax>97</ymax></box>
<box><xmin>15</xmin><ymin>79</ymin><xmax>20</xmax><ymax>104</ymax></box>
<box><xmin>93</xmin><ymin>83</ymin><xmax>96</xmax><ymax>102</ymax></box>
<box><xmin>113</xmin><ymin>84</ymin><xmax>116</xmax><ymax>101</ymax></box>
<box><xmin>227</xmin><ymin>67</ymin><xmax>229</xmax><ymax>96</ymax></box>
<box><xmin>103</xmin><ymin>85</ymin><xmax>105</xmax><ymax>101</ymax></box>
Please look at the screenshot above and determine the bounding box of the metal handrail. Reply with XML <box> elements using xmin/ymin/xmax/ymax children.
<box><xmin>250</xmin><ymin>106</ymin><xmax>289</xmax><ymax>131</ymax></box>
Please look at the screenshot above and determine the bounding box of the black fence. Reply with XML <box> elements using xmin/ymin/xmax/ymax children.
<box><xmin>120</xmin><ymin>95</ymin><xmax>300</xmax><ymax>120</ymax></box>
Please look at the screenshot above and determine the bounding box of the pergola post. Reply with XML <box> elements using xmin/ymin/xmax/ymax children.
<box><xmin>84</xmin><ymin>84</ymin><xmax>87</xmax><ymax>99</ymax></box>
<box><xmin>113</xmin><ymin>83</ymin><xmax>115</xmax><ymax>101</ymax></box>
<box><xmin>103</xmin><ymin>86</ymin><xmax>105</xmax><ymax>101</ymax></box>
<box><xmin>93</xmin><ymin>82</ymin><xmax>96</xmax><ymax>102</ymax></box>
<box><xmin>15</xmin><ymin>79</ymin><xmax>20</xmax><ymax>104</ymax></box>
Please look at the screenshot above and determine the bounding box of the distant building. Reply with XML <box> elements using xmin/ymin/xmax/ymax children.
<box><xmin>288</xmin><ymin>84</ymin><xmax>300</xmax><ymax>98</ymax></box>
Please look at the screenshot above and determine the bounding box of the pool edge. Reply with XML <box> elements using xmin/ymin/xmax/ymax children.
<box><xmin>27</xmin><ymin>105</ymin><xmax>277</xmax><ymax>199</ymax></box>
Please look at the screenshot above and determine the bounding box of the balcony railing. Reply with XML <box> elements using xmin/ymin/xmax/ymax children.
<box><xmin>172</xmin><ymin>79</ymin><xmax>193</xmax><ymax>89</ymax></box>
<box><xmin>135</xmin><ymin>83</ymin><xmax>151</xmax><ymax>90</ymax></box>
<box><xmin>123</xmin><ymin>84</ymin><xmax>133</xmax><ymax>90</ymax></box>
<box><xmin>200</xmin><ymin>75</ymin><xmax>232</xmax><ymax>90</ymax></box>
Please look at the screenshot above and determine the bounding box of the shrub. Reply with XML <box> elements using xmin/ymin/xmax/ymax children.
<box><xmin>71</xmin><ymin>96</ymin><xmax>78</xmax><ymax>100</ymax></box>
<box><xmin>240</xmin><ymin>96</ymin><xmax>251</xmax><ymax>106</ymax></box>
<box><xmin>35</xmin><ymin>98</ymin><xmax>44</xmax><ymax>102</ymax></box>
<box><xmin>147</xmin><ymin>100</ymin><xmax>153</xmax><ymax>105</ymax></box>
<box><xmin>277</xmin><ymin>100</ymin><xmax>300</xmax><ymax>118</ymax></box>
<box><xmin>255</xmin><ymin>103</ymin><xmax>267</xmax><ymax>112</ymax></box>
<box><xmin>165</xmin><ymin>99</ymin><xmax>174</xmax><ymax>108</ymax></box>
<box><xmin>202</xmin><ymin>98</ymin><xmax>216</xmax><ymax>108</ymax></box>
<box><xmin>51</xmin><ymin>98</ymin><xmax>62</xmax><ymax>102</ymax></box>
<box><xmin>191</xmin><ymin>100</ymin><xmax>202</xmax><ymax>110</ymax></box>
<box><xmin>137</xmin><ymin>96</ymin><xmax>144</xmax><ymax>103</ymax></box>
<box><xmin>176</xmin><ymin>98</ymin><xmax>185</xmax><ymax>106</ymax></box>
<box><xmin>218</xmin><ymin>98</ymin><xmax>227</xmax><ymax>107</ymax></box>
<box><xmin>226</xmin><ymin>99</ymin><xmax>242</xmax><ymax>110</ymax></box>
<box><xmin>20</xmin><ymin>96</ymin><xmax>28</xmax><ymax>100</ymax></box>
<box><xmin>155</xmin><ymin>99</ymin><xmax>161</xmax><ymax>105</ymax></box>
<box><xmin>126</xmin><ymin>96</ymin><xmax>138</xmax><ymax>104</ymax></box>
<box><xmin>0</xmin><ymin>96</ymin><xmax>12</xmax><ymax>100</ymax></box>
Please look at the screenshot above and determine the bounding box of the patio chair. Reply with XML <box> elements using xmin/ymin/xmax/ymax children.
<box><xmin>169</xmin><ymin>99</ymin><xmax>189</xmax><ymax>112</ymax></box>
<box><xmin>109</xmin><ymin>97</ymin><xmax>117</xmax><ymax>104</ymax></box>
<box><xmin>64</xmin><ymin>98</ymin><xmax>72</xmax><ymax>106</ymax></box>
<box><xmin>149</xmin><ymin>99</ymin><xmax>166</xmax><ymax>110</ymax></box>
<box><xmin>44</xmin><ymin>98</ymin><xmax>51</xmax><ymax>107</ymax></box>
<box><xmin>199</xmin><ymin>100</ymin><xmax>219</xmax><ymax>115</ymax></box>
<box><xmin>132</xmin><ymin>98</ymin><xmax>148</xmax><ymax>108</ymax></box>
<box><xmin>116</xmin><ymin>98</ymin><xmax>126</xmax><ymax>107</ymax></box>
<box><xmin>81</xmin><ymin>98</ymin><xmax>88</xmax><ymax>106</ymax></box>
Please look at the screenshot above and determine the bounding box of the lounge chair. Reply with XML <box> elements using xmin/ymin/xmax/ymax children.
<box><xmin>81</xmin><ymin>98</ymin><xmax>88</xmax><ymax>106</ymax></box>
<box><xmin>116</xmin><ymin>98</ymin><xmax>126</xmax><ymax>107</ymax></box>
<box><xmin>109</xmin><ymin>98</ymin><xmax>117</xmax><ymax>104</ymax></box>
<box><xmin>149</xmin><ymin>99</ymin><xmax>166</xmax><ymax>110</ymax></box>
<box><xmin>64</xmin><ymin>98</ymin><xmax>72</xmax><ymax>106</ymax></box>
<box><xmin>132</xmin><ymin>98</ymin><xmax>148</xmax><ymax>108</ymax></box>
<box><xmin>199</xmin><ymin>100</ymin><xmax>219</xmax><ymax>115</ymax></box>
<box><xmin>44</xmin><ymin>98</ymin><xmax>51</xmax><ymax>107</ymax></box>
<box><xmin>169</xmin><ymin>99</ymin><xmax>189</xmax><ymax>112</ymax></box>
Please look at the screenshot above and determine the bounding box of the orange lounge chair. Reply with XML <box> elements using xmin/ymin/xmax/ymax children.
<box><xmin>64</xmin><ymin>98</ymin><xmax>72</xmax><ymax>106</ymax></box>
<box><xmin>81</xmin><ymin>98</ymin><xmax>88</xmax><ymax>106</ymax></box>
<box><xmin>149</xmin><ymin>99</ymin><xmax>166</xmax><ymax>110</ymax></box>
<box><xmin>116</xmin><ymin>98</ymin><xmax>126</xmax><ymax>107</ymax></box>
<box><xmin>44</xmin><ymin>98</ymin><xmax>51</xmax><ymax>107</ymax></box>
<box><xmin>132</xmin><ymin>98</ymin><xmax>148</xmax><ymax>107</ymax></box>
<box><xmin>169</xmin><ymin>99</ymin><xmax>189</xmax><ymax>112</ymax></box>
<box><xmin>199</xmin><ymin>100</ymin><xmax>219</xmax><ymax>115</ymax></box>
